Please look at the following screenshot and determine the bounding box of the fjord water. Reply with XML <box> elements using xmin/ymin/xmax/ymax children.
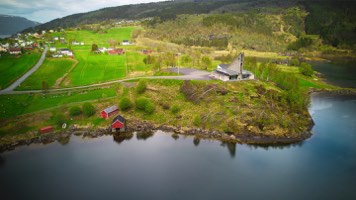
<box><xmin>311</xmin><ymin>60</ymin><xmax>356</xmax><ymax>88</ymax></box>
<box><xmin>0</xmin><ymin>93</ymin><xmax>356</xmax><ymax>200</ymax></box>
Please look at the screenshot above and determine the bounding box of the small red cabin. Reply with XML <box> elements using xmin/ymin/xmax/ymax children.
<box><xmin>39</xmin><ymin>126</ymin><xmax>54</xmax><ymax>134</ymax></box>
<box><xmin>111</xmin><ymin>115</ymin><xmax>126</xmax><ymax>132</ymax></box>
<box><xmin>101</xmin><ymin>105</ymin><xmax>119</xmax><ymax>119</ymax></box>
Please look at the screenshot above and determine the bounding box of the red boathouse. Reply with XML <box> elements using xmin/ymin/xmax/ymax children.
<box><xmin>101</xmin><ymin>105</ymin><xmax>119</xmax><ymax>119</ymax></box>
<box><xmin>111</xmin><ymin>115</ymin><xmax>126</xmax><ymax>132</ymax></box>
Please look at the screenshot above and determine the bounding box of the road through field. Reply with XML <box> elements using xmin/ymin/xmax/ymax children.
<box><xmin>0</xmin><ymin>68</ymin><xmax>213</xmax><ymax>95</ymax></box>
<box><xmin>0</xmin><ymin>46</ymin><xmax>48</xmax><ymax>94</ymax></box>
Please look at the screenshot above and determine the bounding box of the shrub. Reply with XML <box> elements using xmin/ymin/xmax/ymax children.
<box><xmin>52</xmin><ymin>113</ymin><xmax>66</xmax><ymax>127</ymax></box>
<box><xmin>136</xmin><ymin>80</ymin><xmax>147</xmax><ymax>94</ymax></box>
<box><xmin>290</xmin><ymin>58</ymin><xmax>300</xmax><ymax>66</ymax></box>
<box><xmin>82</xmin><ymin>102</ymin><xmax>95</xmax><ymax>117</ymax></box>
<box><xmin>299</xmin><ymin>62</ymin><xmax>314</xmax><ymax>76</ymax></box>
<box><xmin>69</xmin><ymin>106</ymin><xmax>82</xmax><ymax>116</ymax></box>
<box><xmin>119</xmin><ymin>97</ymin><xmax>132</xmax><ymax>111</ymax></box>
<box><xmin>135</xmin><ymin>97</ymin><xmax>155</xmax><ymax>114</ymax></box>
<box><xmin>144</xmin><ymin>102</ymin><xmax>155</xmax><ymax>114</ymax></box>
<box><xmin>171</xmin><ymin>105</ymin><xmax>181</xmax><ymax>114</ymax></box>
<box><xmin>193</xmin><ymin>115</ymin><xmax>202</xmax><ymax>127</ymax></box>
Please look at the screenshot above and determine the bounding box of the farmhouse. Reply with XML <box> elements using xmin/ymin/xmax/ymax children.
<box><xmin>49</xmin><ymin>47</ymin><xmax>56</xmax><ymax>52</ymax></box>
<box><xmin>108</xmin><ymin>48</ymin><xmax>125</xmax><ymax>55</ymax></box>
<box><xmin>24</xmin><ymin>46</ymin><xmax>34</xmax><ymax>51</ymax></box>
<box><xmin>59</xmin><ymin>48</ymin><xmax>73</xmax><ymax>57</ymax></box>
<box><xmin>122</xmin><ymin>40</ymin><xmax>131</xmax><ymax>46</ymax></box>
<box><xmin>212</xmin><ymin>53</ymin><xmax>254</xmax><ymax>81</ymax></box>
<box><xmin>72</xmin><ymin>41</ymin><xmax>85</xmax><ymax>46</ymax></box>
<box><xmin>111</xmin><ymin>115</ymin><xmax>126</xmax><ymax>132</ymax></box>
<box><xmin>9</xmin><ymin>48</ymin><xmax>21</xmax><ymax>55</ymax></box>
<box><xmin>101</xmin><ymin>105</ymin><xmax>119</xmax><ymax>119</ymax></box>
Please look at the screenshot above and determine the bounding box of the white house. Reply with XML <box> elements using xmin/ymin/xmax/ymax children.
<box><xmin>122</xmin><ymin>40</ymin><xmax>131</xmax><ymax>46</ymax></box>
<box><xmin>59</xmin><ymin>48</ymin><xmax>73</xmax><ymax>57</ymax></box>
<box><xmin>54</xmin><ymin>37</ymin><xmax>59</xmax><ymax>41</ymax></box>
<box><xmin>212</xmin><ymin>53</ymin><xmax>254</xmax><ymax>81</ymax></box>
<box><xmin>49</xmin><ymin>47</ymin><xmax>56</xmax><ymax>52</ymax></box>
<box><xmin>52</xmin><ymin>53</ymin><xmax>63</xmax><ymax>58</ymax></box>
<box><xmin>98</xmin><ymin>47</ymin><xmax>108</xmax><ymax>53</ymax></box>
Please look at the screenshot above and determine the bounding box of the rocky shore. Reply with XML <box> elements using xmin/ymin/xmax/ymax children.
<box><xmin>0</xmin><ymin>119</ymin><xmax>313</xmax><ymax>153</ymax></box>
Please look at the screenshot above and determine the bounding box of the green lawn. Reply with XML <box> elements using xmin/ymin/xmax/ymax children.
<box><xmin>46</xmin><ymin>27</ymin><xmax>151</xmax><ymax>87</ymax></box>
<box><xmin>63</xmin><ymin>27</ymin><xmax>136</xmax><ymax>46</ymax></box>
<box><xmin>0</xmin><ymin>52</ymin><xmax>41</xmax><ymax>90</ymax></box>
<box><xmin>16</xmin><ymin>58</ymin><xmax>76</xmax><ymax>90</ymax></box>
<box><xmin>0</xmin><ymin>87</ymin><xmax>117</xmax><ymax>119</ymax></box>
<box><xmin>63</xmin><ymin>47</ymin><xmax>127</xmax><ymax>86</ymax></box>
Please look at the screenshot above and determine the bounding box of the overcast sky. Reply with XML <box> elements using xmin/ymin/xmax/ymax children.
<box><xmin>0</xmin><ymin>0</ymin><xmax>166</xmax><ymax>23</ymax></box>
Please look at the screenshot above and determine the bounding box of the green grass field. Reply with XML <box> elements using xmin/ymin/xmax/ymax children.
<box><xmin>0</xmin><ymin>52</ymin><xmax>41</xmax><ymax>90</ymax></box>
<box><xmin>47</xmin><ymin>27</ymin><xmax>152</xmax><ymax>87</ymax></box>
<box><xmin>16</xmin><ymin>58</ymin><xmax>76</xmax><ymax>90</ymax></box>
<box><xmin>0</xmin><ymin>87</ymin><xmax>117</xmax><ymax>119</ymax></box>
<box><xmin>57</xmin><ymin>27</ymin><xmax>136</xmax><ymax>46</ymax></box>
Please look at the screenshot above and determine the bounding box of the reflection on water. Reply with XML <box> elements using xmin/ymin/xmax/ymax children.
<box><xmin>136</xmin><ymin>132</ymin><xmax>154</xmax><ymax>140</ymax></box>
<box><xmin>221</xmin><ymin>142</ymin><xmax>236</xmax><ymax>158</ymax></box>
<box><xmin>310</xmin><ymin>60</ymin><xmax>356</xmax><ymax>88</ymax></box>
<box><xmin>0</xmin><ymin>93</ymin><xmax>355</xmax><ymax>200</ymax></box>
<box><xmin>113</xmin><ymin>132</ymin><xmax>133</xmax><ymax>144</ymax></box>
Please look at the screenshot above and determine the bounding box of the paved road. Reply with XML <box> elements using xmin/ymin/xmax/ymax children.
<box><xmin>0</xmin><ymin>67</ymin><xmax>213</xmax><ymax>95</ymax></box>
<box><xmin>0</xmin><ymin>46</ymin><xmax>48</xmax><ymax>94</ymax></box>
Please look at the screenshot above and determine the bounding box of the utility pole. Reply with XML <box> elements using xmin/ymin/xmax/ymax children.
<box><xmin>177</xmin><ymin>53</ymin><xmax>181</xmax><ymax>75</ymax></box>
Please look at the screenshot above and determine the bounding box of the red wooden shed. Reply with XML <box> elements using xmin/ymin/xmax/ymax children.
<box><xmin>107</xmin><ymin>48</ymin><xmax>125</xmax><ymax>55</ymax></box>
<box><xmin>101</xmin><ymin>105</ymin><xmax>119</xmax><ymax>119</ymax></box>
<box><xmin>111</xmin><ymin>115</ymin><xmax>126</xmax><ymax>132</ymax></box>
<box><xmin>39</xmin><ymin>126</ymin><xmax>54</xmax><ymax>134</ymax></box>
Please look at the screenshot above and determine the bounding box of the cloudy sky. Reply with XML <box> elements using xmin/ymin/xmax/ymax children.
<box><xmin>0</xmin><ymin>0</ymin><xmax>166</xmax><ymax>23</ymax></box>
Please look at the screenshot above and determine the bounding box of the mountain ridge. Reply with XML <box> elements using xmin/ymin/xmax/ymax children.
<box><xmin>0</xmin><ymin>14</ymin><xmax>40</xmax><ymax>35</ymax></box>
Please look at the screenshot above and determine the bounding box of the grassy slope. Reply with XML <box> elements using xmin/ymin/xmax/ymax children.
<box><xmin>0</xmin><ymin>52</ymin><xmax>41</xmax><ymax>89</ymax></box>
<box><xmin>0</xmin><ymin>79</ymin><xmax>311</xmax><ymax>140</ymax></box>
<box><xmin>0</xmin><ymin>87</ymin><xmax>117</xmax><ymax>119</ymax></box>
<box><xmin>17</xmin><ymin>58</ymin><xmax>76</xmax><ymax>90</ymax></box>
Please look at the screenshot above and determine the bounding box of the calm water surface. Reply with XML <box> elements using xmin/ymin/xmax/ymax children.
<box><xmin>311</xmin><ymin>60</ymin><xmax>356</xmax><ymax>88</ymax></box>
<box><xmin>0</xmin><ymin>93</ymin><xmax>355</xmax><ymax>200</ymax></box>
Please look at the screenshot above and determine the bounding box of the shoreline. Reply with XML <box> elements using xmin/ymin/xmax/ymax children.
<box><xmin>0</xmin><ymin>118</ymin><xmax>313</xmax><ymax>153</ymax></box>
<box><xmin>2</xmin><ymin>80</ymin><xmax>355</xmax><ymax>153</ymax></box>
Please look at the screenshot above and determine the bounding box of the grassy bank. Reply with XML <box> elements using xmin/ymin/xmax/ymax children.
<box><xmin>0</xmin><ymin>79</ymin><xmax>313</xmax><ymax>143</ymax></box>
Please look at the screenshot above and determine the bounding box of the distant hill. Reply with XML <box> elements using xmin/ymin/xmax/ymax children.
<box><xmin>23</xmin><ymin>0</ymin><xmax>355</xmax><ymax>48</ymax></box>
<box><xmin>0</xmin><ymin>15</ymin><xmax>40</xmax><ymax>35</ymax></box>
<box><xmin>24</xmin><ymin>0</ymin><xmax>302</xmax><ymax>32</ymax></box>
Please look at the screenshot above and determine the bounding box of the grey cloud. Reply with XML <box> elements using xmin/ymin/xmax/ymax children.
<box><xmin>0</xmin><ymin>0</ymin><xmax>165</xmax><ymax>23</ymax></box>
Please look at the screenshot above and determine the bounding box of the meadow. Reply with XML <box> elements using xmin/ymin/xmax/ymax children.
<box><xmin>0</xmin><ymin>87</ymin><xmax>117</xmax><ymax>119</ymax></box>
<box><xmin>49</xmin><ymin>27</ymin><xmax>152</xmax><ymax>87</ymax></box>
<box><xmin>17</xmin><ymin>58</ymin><xmax>76</xmax><ymax>90</ymax></box>
<box><xmin>0</xmin><ymin>52</ymin><xmax>41</xmax><ymax>90</ymax></box>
